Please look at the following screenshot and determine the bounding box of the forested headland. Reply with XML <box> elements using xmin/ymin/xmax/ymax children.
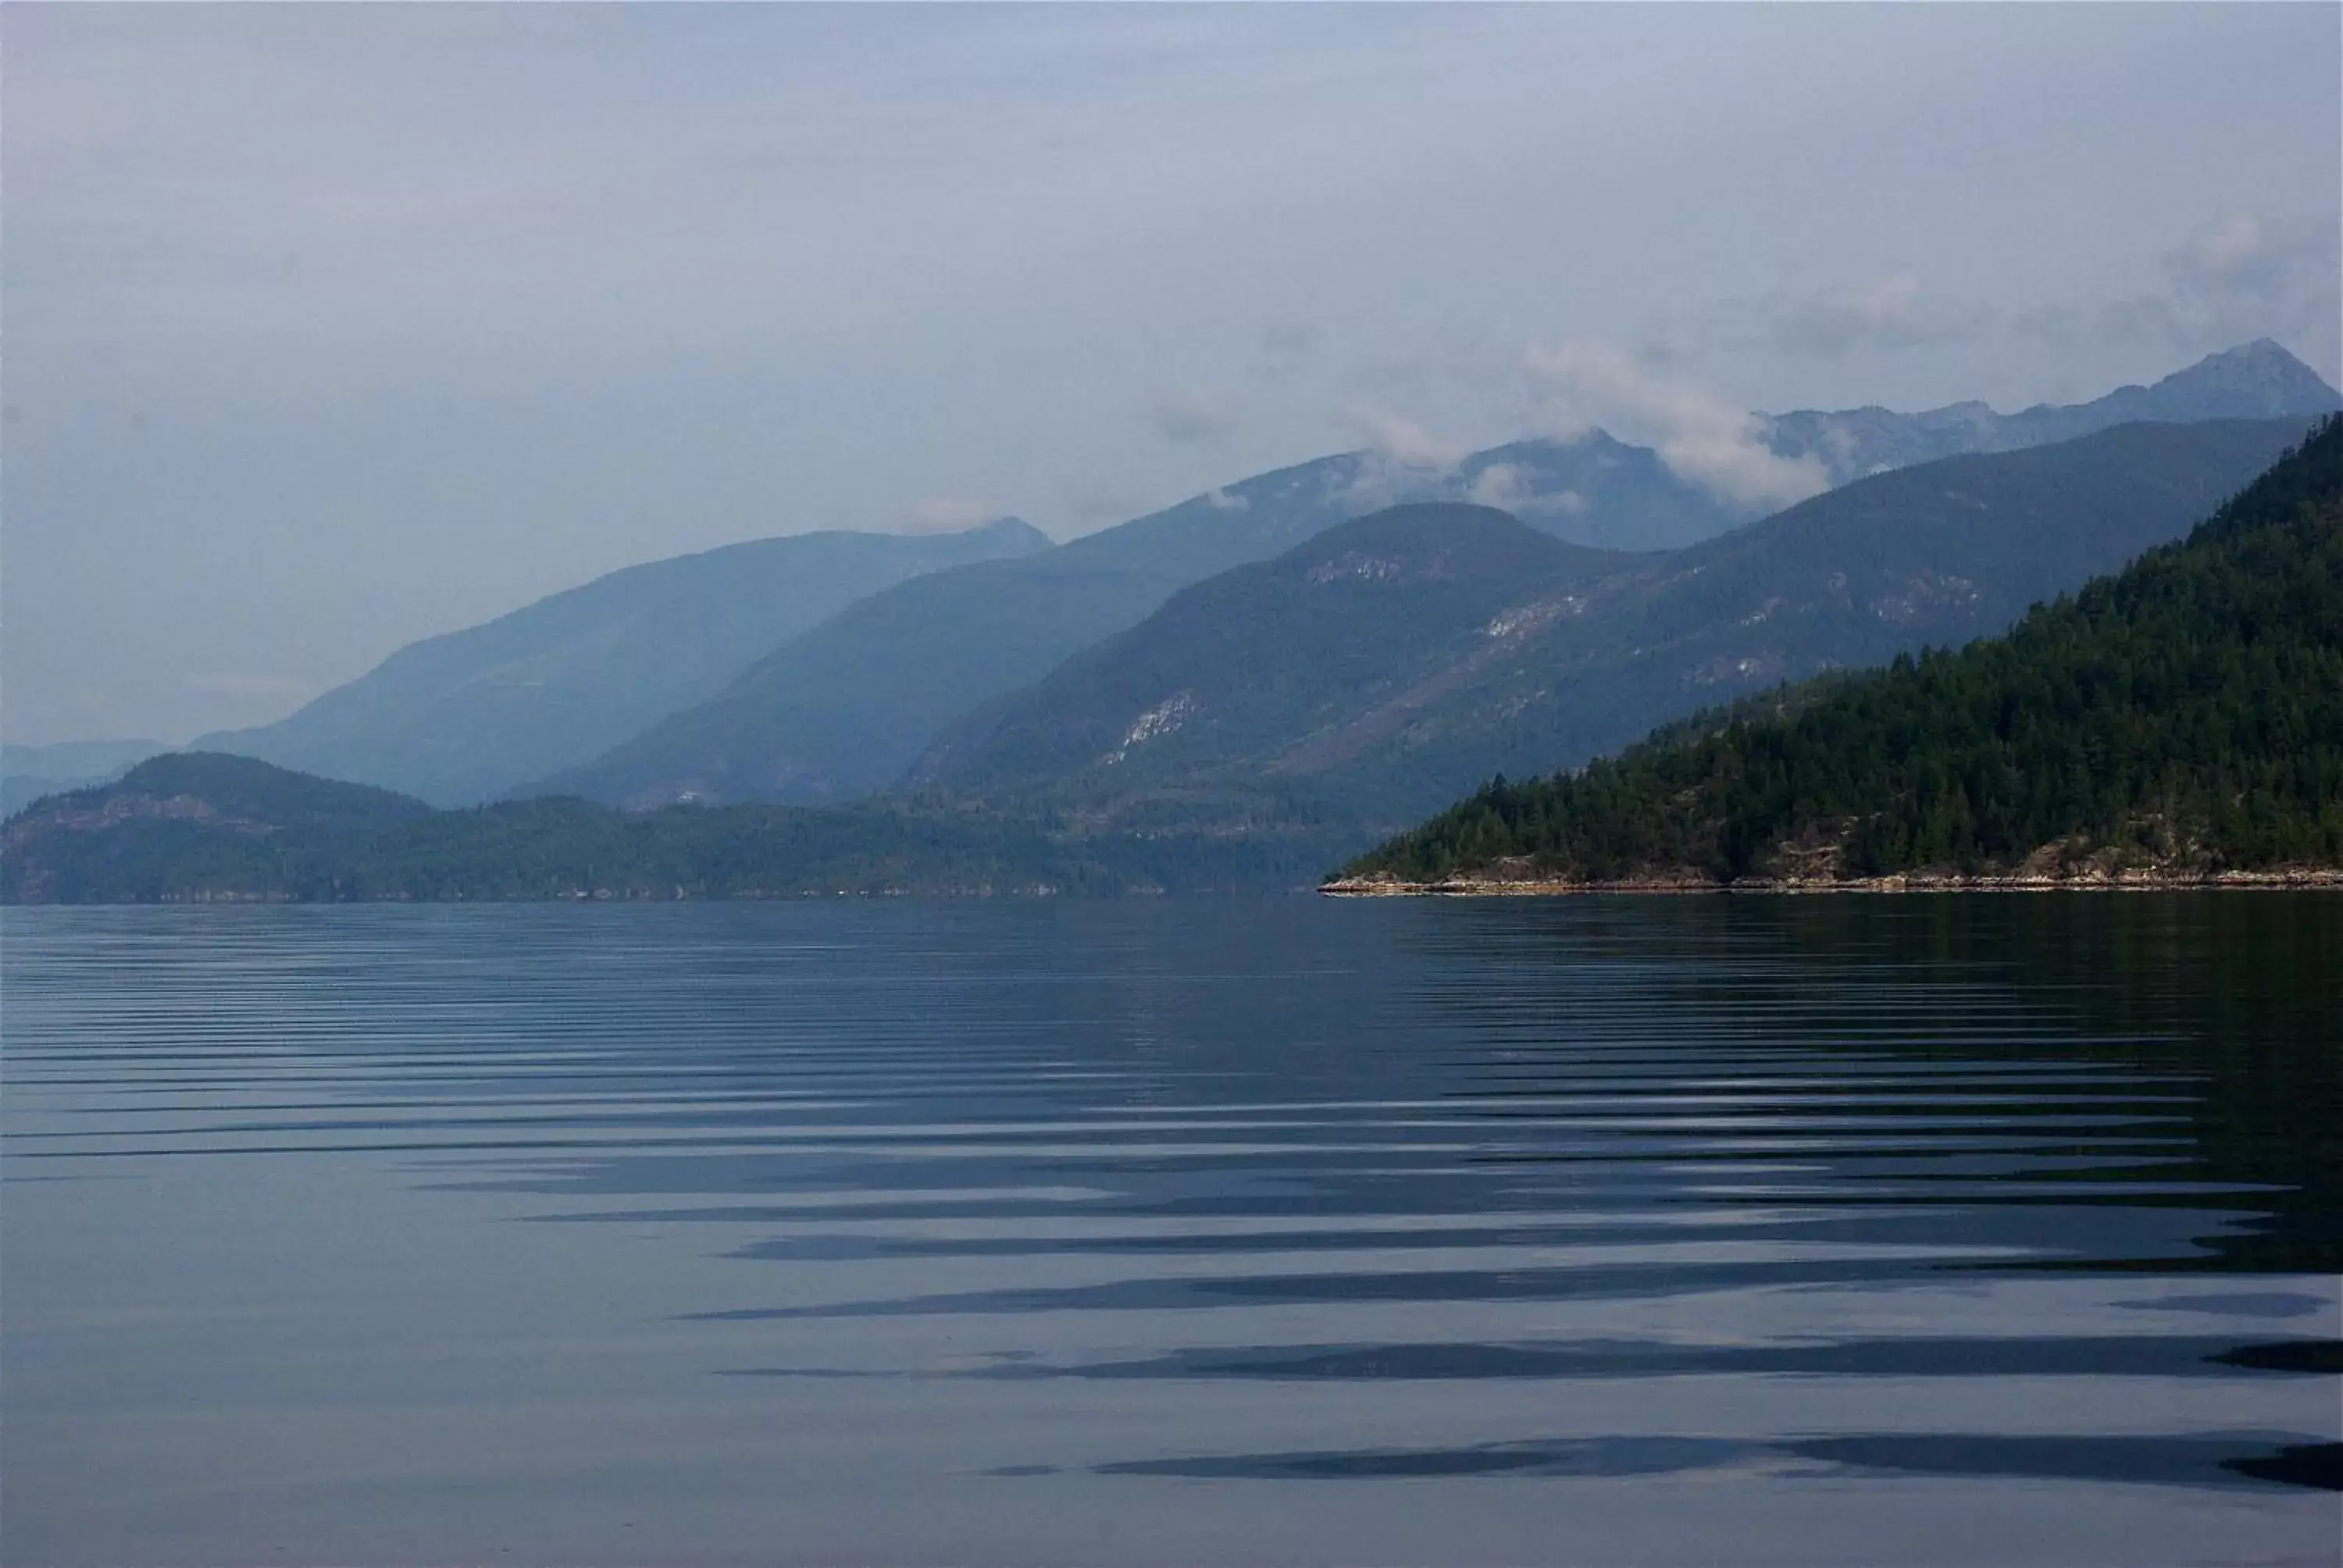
<box><xmin>1333</xmin><ymin>416</ymin><xmax>2343</xmax><ymax>892</ymax></box>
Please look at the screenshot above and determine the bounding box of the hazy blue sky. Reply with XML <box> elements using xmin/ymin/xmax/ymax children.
<box><xmin>5</xmin><ymin>4</ymin><xmax>2337</xmax><ymax>744</ymax></box>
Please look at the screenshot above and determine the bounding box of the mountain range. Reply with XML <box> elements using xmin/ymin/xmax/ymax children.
<box><xmin>187</xmin><ymin>517</ymin><xmax>1050</xmax><ymax>805</ymax></box>
<box><xmin>9</xmin><ymin>417</ymin><xmax>2337</xmax><ymax>902</ymax></box>
<box><xmin>519</xmin><ymin>433</ymin><xmax>1732</xmax><ymax>809</ymax></box>
<box><xmin>1763</xmin><ymin>338</ymin><xmax>2338</xmax><ymax>483</ymax></box>
<box><xmin>1338</xmin><ymin>414</ymin><xmax>2343</xmax><ymax>889</ymax></box>
<box><xmin>15</xmin><ymin>340</ymin><xmax>2340</xmax><ymax>851</ymax></box>
<box><xmin>911</xmin><ymin>419</ymin><xmax>2316</xmax><ymax>839</ymax></box>
<box><xmin>529</xmin><ymin>342</ymin><xmax>2339</xmax><ymax>812</ymax></box>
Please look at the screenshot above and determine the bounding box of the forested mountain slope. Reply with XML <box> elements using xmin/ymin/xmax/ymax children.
<box><xmin>1</xmin><ymin>738</ymin><xmax>173</xmax><ymax>817</ymax></box>
<box><xmin>922</xmin><ymin>419</ymin><xmax>2313</xmax><ymax>835</ymax></box>
<box><xmin>0</xmin><ymin>752</ymin><xmax>1313</xmax><ymax>903</ymax></box>
<box><xmin>1339</xmin><ymin>415</ymin><xmax>2343</xmax><ymax>888</ymax></box>
<box><xmin>909</xmin><ymin>505</ymin><xmax>1635</xmax><ymax>806</ymax></box>
<box><xmin>1</xmin><ymin>754</ymin><xmax>433</xmax><ymax>903</ymax></box>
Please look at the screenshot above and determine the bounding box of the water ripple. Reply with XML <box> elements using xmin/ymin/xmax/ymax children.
<box><xmin>5</xmin><ymin>898</ymin><xmax>2340</xmax><ymax>1564</ymax></box>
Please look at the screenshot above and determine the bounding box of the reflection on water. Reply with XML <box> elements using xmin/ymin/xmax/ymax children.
<box><xmin>4</xmin><ymin>897</ymin><xmax>2338</xmax><ymax>1566</ymax></box>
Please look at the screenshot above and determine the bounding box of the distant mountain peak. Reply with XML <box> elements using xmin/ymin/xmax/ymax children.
<box><xmin>1763</xmin><ymin>341</ymin><xmax>2340</xmax><ymax>487</ymax></box>
<box><xmin>970</xmin><ymin>515</ymin><xmax>1056</xmax><ymax>549</ymax></box>
<box><xmin>2205</xmin><ymin>336</ymin><xmax>2295</xmax><ymax>367</ymax></box>
<box><xmin>2145</xmin><ymin>337</ymin><xmax>2338</xmax><ymax>407</ymax></box>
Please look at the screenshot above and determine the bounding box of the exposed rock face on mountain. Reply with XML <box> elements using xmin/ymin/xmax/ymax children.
<box><xmin>1763</xmin><ymin>339</ymin><xmax>2338</xmax><ymax>485</ymax></box>
<box><xmin>918</xmin><ymin>419</ymin><xmax>2316</xmax><ymax>839</ymax></box>
<box><xmin>908</xmin><ymin>505</ymin><xmax>1630</xmax><ymax>803</ymax></box>
<box><xmin>193</xmin><ymin>518</ymin><xmax>1051</xmax><ymax>806</ymax></box>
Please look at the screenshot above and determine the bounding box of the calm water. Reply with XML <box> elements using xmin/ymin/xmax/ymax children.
<box><xmin>4</xmin><ymin>897</ymin><xmax>2338</xmax><ymax>1566</ymax></box>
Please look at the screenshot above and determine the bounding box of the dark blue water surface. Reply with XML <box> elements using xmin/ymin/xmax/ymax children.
<box><xmin>4</xmin><ymin>896</ymin><xmax>2338</xmax><ymax>1566</ymax></box>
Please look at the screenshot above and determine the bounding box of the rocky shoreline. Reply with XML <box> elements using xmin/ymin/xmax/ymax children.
<box><xmin>1321</xmin><ymin>867</ymin><xmax>2343</xmax><ymax>896</ymax></box>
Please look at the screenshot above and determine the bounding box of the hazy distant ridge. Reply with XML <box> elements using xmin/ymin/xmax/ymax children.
<box><xmin>530</xmin><ymin>343</ymin><xmax>2338</xmax><ymax>814</ymax></box>
<box><xmin>5</xmin><ymin>419</ymin><xmax>2327</xmax><ymax>901</ymax></box>
<box><xmin>0</xmin><ymin>739</ymin><xmax>176</xmax><ymax>818</ymax></box>
<box><xmin>191</xmin><ymin>518</ymin><xmax>1050</xmax><ymax>806</ymax></box>
<box><xmin>158</xmin><ymin>342</ymin><xmax>2340</xmax><ymax>821</ymax></box>
<box><xmin>1764</xmin><ymin>339</ymin><xmax>2338</xmax><ymax>484</ymax></box>
<box><xmin>520</xmin><ymin>440</ymin><xmax>1707</xmax><ymax>810</ymax></box>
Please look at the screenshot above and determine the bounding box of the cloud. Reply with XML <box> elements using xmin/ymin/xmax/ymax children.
<box><xmin>2159</xmin><ymin>213</ymin><xmax>2339</xmax><ymax>367</ymax></box>
<box><xmin>1653</xmin><ymin>272</ymin><xmax>1995</xmax><ymax>362</ymax></box>
<box><xmin>1203</xmin><ymin>486</ymin><xmax>1248</xmax><ymax>512</ymax></box>
<box><xmin>1764</xmin><ymin>271</ymin><xmax>1995</xmax><ymax>358</ymax></box>
<box><xmin>1252</xmin><ymin>322</ymin><xmax>1317</xmax><ymax>383</ymax></box>
<box><xmin>1467</xmin><ymin>461</ymin><xmax>1586</xmax><ymax>520</ymax></box>
<box><xmin>2169</xmin><ymin>213</ymin><xmax>2334</xmax><ymax>307</ymax></box>
<box><xmin>1340</xmin><ymin>404</ymin><xmax>1467</xmax><ymax>469</ymax></box>
<box><xmin>2013</xmin><ymin>212</ymin><xmax>2341</xmax><ymax>374</ymax></box>
<box><xmin>1325</xmin><ymin>449</ymin><xmax>1460</xmax><ymax>516</ymax></box>
<box><xmin>1465</xmin><ymin>461</ymin><xmax>1528</xmax><ymax>511</ymax></box>
<box><xmin>1148</xmin><ymin>386</ymin><xmax>1237</xmax><ymax>444</ymax></box>
<box><xmin>904</xmin><ymin>497</ymin><xmax>996</xmax><ymax>533</ymax></box>
<box><xmin>1522</xmin><ymin>341</ymin><xmax>1829</xmax><ymax>511</ymax></box>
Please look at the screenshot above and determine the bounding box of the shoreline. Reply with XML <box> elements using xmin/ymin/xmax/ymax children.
<box><xmin>1320</xmin><ymin>868</ymin><xmax>2343</xmax><ymax>897</ymax></box>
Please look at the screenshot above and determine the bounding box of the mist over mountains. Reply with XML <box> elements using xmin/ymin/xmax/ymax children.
<box><xmin>530</xmin><ymin>342</ymin><xmax>2336</xmax><ymax>815</ymax></box>
<box><xmin>5</xmin><ymin>413</ymin><xmax>2334</xmax><ymax>900</ymax></box>
<box><xmin>914</xmin><ymin>419</ymin><xmax>2314</xmax><ymax>838</ymax></box>
<box><xmin>1762</xmin><ymin>338</ymin><xmax>2336</xmax><ymax>484</ymax></box>
<box><xmin>9</xmin><ymin>342</ymin><xmax>2338</xmax><ymax>869</ymax></box>
<box><xmin>0</xmin><ymin>739</ymin><xmax>175</xmax><ymax>818</ymax></box>
<box><xmin>520</xmin><ymin>433</ymin><xmax>1725</xmax><ymax>811</ymax></box>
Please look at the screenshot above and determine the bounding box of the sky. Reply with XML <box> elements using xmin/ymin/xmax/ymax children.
<box><xmin>4</xmin><ymin>4</ymin><xmax>2338</xmax><ymax>746</ymax></box>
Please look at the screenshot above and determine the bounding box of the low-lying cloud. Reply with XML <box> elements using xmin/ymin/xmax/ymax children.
<box><xmin>1468</xmin><ymin>461</ymin><xmax>1585</xmax><ymax>519</ymax></box>
<box><xmin>1763</xmin><ymin>271</ymin><xmax>1996</xmax><ymax>359</ymax></box>
<box><xmin>1643</xmin><ymin>271</ymin><xmax>1997</xmax><ymax>365</ymax></box>
<box><xmin>1522</xmin><ymin>342</ymin><xmax>1829</xmax><ymax>512</ymax></box>
<box><xmin>1252</xmin><ymin>323</ymin><xmax>1318</xmax><ymax>384</ymax></box>
<box><xmin>2016</xmin><ymin>212</ymin><xmax>2341</xmax><ymax>375</ymax></box>
<box><xmin>904</xmin><ymin>497</ymin><xmax>998</xmax><ymax>533</ymax></box>
<box><xmin>2169</xmin><ymin>213</ymin><xmax>2336</xmax><ymax>316</ymax></box>
<box><xmin>1149</xmin><ymin>387</ymin><xmax>1238</xmax><ymax>445</ymax></box>
<box><xmin>1340</xmin><ymin>404</ymin><xmax>1468</xmax><ymax>469</ymax></box>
